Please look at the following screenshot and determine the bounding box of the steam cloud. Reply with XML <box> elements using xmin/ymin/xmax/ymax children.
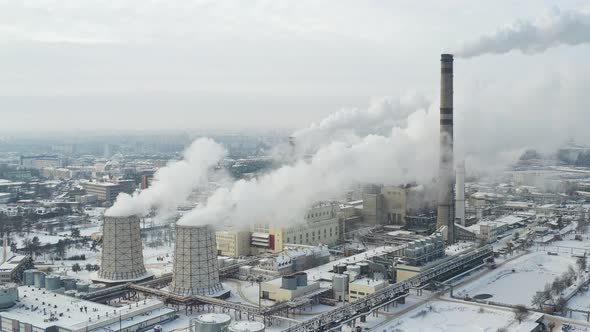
<box><xmin>177</xmin><ymin>105</ymin><xmax>438</xmax><ymax>228</ymax></box>
<box><xmin>105</xmin><ymin>138</ymin><xmax>226</xmax><ymax>217</ymax></box>
<box><xmin>457</xmin><ymin>8</ymin><xmax>590</xmax><ymax>58</ymax></box>
<box><xmin>291</xmin><ymin>92</ymin><xmax>430</xmax><ymax>154</ymax></box>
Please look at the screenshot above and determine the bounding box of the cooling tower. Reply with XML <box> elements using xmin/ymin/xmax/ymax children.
<box><xmin>94</xmin><ymin>215</ymin><xmax>153</xmax><ymax>284</ymax></box>
<box><xmin>171</xmin><ymin>225</ymin><xmax>229</xmax><ymax>298</ymax></box>
<box><xmin>436</xmin><ymin>53</ymin><xmax>456</xmax><ymax>243</ymax></box>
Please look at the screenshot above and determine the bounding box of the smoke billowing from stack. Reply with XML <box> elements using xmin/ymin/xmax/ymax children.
<box><xmin>171</xmin><ymin>225</ymin><xmax>227</xmax><ymax>297</ymax></box>
<box><xmin>95</xmin><ymin>215</ymin><xmax>152</xmax><ymax>283</ymax></box>
<box><xmin>456</xmin><ymin>8</ymin><xmax>590</xmax><ymax>58</ymax></box>
<box><xmin>437</xmin><ymin>54</ymin><xmax>455</xmax><ymax>243</ymax></box>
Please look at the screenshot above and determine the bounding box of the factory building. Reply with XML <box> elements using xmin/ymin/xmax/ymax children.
<box><xmin>251</xmin><ymin>202</ymin><xmax>343</xmax><ymax>254</ymax></box>
<box><xmin>261</xmin><ymin>272</ymin><xmax>319</xmax><ymax>302</ymax></box>
<box><xmin>362</xmin><ymin>184</ymin><xmax>423</xmax><ymax>225</ymax></box>
<box><xmin>253</xmin><ymin>245</ymin><xmax>331</xmax><ymax>278</ymax></box>
<box><xmin>216</xmin><ymin>229</ymin><xmax>251</xmax><ymax>257</ymax></box>
<box><xmin>0</xmin><ymin>255</ymin><xmax>29</xmax><ymax>284</ymax></box>
<box><xmin>348</xmin><ymin>278</ymin><xmax>389</xmax><ymax>302</ymax></box>
<box><xmin>0</xmin><ymin>286</ymin><xmax>175</xmax><ymax>332</ymax></box>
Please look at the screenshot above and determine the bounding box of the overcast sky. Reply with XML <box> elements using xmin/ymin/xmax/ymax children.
<box><xmin>1</xmin><ymin>0</ymin><xmax>590</xmax><ymax>135</ymax></box>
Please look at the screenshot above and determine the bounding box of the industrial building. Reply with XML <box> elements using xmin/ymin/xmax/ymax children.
<box><xmin>216</xmin><ymin>229</ymin><xmax>252</xmax><ymax>257</ymax></box>
<box><xmin>250</xmin><ymin>202</ymin><xmax>343</xmax><ymax>254</ymax></box>
<box><xmin>93</xmin><ymin>215</ymin><xmax>153</xmax><ymax>284</ymax></box>
<box><xmin>260</xmin><ymin>272</ymin><xmax>319</xmax><ymax>302</ymax></box>
<box><xmin>0</xmin><ymin>286</ymin><xmax>175</xmax><ymax>332</ymax></box>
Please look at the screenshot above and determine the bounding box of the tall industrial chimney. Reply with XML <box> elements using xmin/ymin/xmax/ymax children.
<box><xmin>455</xmin><ymin>160</ymin><xmax>466</xmax><ymax>226</ymax></box>
<box><xmin>437</xmin><ymin>54</ymin><xmax>456</xmax><ymax>243</ymax></box>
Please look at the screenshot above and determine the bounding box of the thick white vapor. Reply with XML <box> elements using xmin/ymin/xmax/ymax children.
<box><xmin>291</xmin><ymin>92</ymin><xmax>430</xmax><ymax>154</ymax></box>
<box><xmin>105</xmin><ymin>138</ymin><xmax>226</xmax><ymax>217</ymax></box>
<box><xmin>457</xmin><ymin>8</ymin><xmax>590</xmax><ymax>58</ymax></box>
<box><xmin>177</xmin><ymin>106</ymin><xmax>438</xmax><ymax>228</ymax></box>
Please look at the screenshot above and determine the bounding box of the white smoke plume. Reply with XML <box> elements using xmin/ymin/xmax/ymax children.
<box><xmin>105</xmin><ymin>138</ymin><xmax>226</xmax><ymax>217</ymax></box>
<box><xmin>457</xmin><ymin>8</ymin><xmax>590</xmax><ymax>58</ymax></box>
<box><xmin>177</xmin><ymin>106</ymin><xmax>438</xmax><ymax>228</ymax></box>
<box><xmin>291</xmin><ymin>92</ymin><xmax>430</xmax><ymax>154</ymax></box>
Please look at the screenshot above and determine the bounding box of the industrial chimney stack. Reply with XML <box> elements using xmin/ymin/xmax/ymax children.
<box><xmin>437</xmin><ymin>54</ymin><xmax>456</xmax><ymax>243</ymax></box>
<box><xmin>456</xmin><ymin>160</ymin><xmax>466</xmax><ymax>226</ymax></box>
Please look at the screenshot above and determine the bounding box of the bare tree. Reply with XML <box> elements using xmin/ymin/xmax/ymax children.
<box><xmin>514</xmin><ymin>305</ymin><xmax>529</xmax><ymax>323</ymax></box>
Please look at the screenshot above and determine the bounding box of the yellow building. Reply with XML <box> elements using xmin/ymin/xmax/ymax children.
<box><xmin>348</xmin><ymin>277</ymin><xmax>388</xmax><ymax>302</ymax></box>
<box><xmin>261</xmin><ymin>273</ymin><xmax>319</xmax><ymax>302</ymax></box>
<box><xmin>251</xmin><ymin>202</ymin><xmax>343</xmax><ymax>254</ymax></box>
<box><xmin>395</xmin><ymin>264</ymin><xmax>423</xmax><ymax>282</ymax></box>
<box><xmin>216</xmin><ymin>229</ymin><xmax>251</xmax><ymax>257</ymax></box>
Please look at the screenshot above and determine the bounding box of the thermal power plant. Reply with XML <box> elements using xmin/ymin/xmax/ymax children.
<box><xmin>94</xmin><ymin>215</ymin><xmax>153</xmax><ymax>284</ymax></box>
<box><xmin>455</xmin><ymin>160</ymin><xmax>466</xmax><ymax>226</ymax></box>
<box><xmin>436</xmin><ymin>53</ymin><xmax>456</xmax><ymax>244</ymax></box>
<box><xmin>170</xmin><ymin>225</ymin><xmax>229</xmax><ymax>298</ymax></box>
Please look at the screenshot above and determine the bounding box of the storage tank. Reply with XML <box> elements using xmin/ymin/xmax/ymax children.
<box><xmin>343</xmin><ymin>270</ymin><xmax>358</xmax><ymax>281</ymax></box>
<box><xmin>333</xmin><ymin>274</ymin><xmax>349</xmax><ymax>291</ymax></box>
<box><xmin>88</xmin><ymin>283</ymin><xmax>106</xmax><ymax>293</ymax></box>
<box><xmin>334</xmin><ymin>264</ymin><xmax>347</xmax><ymax>274</ymax></box>
<box><xmin>64</xmin><ymin>290</ymin><xmax>78</xmax><ymax>297</ymax></box>
<box><xmin>76</xmin><ymin>281</ymin><xmax>90</xmax><ymax>292</ymax></box>
<box><xmin>24</xmin><ymin>269</ymin><xmax>37</xmax><ymax>286</ymax></box>
<box><xmin>44</xmin><ymin>275</ymin><xmax>62</xmax><ymax>290</ymax></box>
<box><xmin>0</xmin><ymin>284</ymin><xmax>18</xmax><ymax>309</ymax></box>
<box><xmin>62</xmin><ymin>277</ymin><xmax>77</xmax><ymax>290</ymax></box>
<box><xmin>33</xmin><ymin>271</ymin><xmax>46</xmax><ymax>288</ymax></box>
<box><xmin>357</xmin><ymin>262</ymin><xmax>369</xmax><ymax>275</ymax></box>
<box><xmin>189</xmin><ymin>313</ymin><xmax>231</xmax><ymax>332</ymax></box>
<box><xmin>347</xmin><ymin>264</ymin><xmax>361</xmax><ymax>274</ymax></box>
<box><xmin>294</xmin><ymin>272</ymin><xmax>307</xmax><ymax>287</ymax></box>
<box><xmin>228</xmin><ymin>321</ymin><xmax>265</xmax><ymax>332</ymax></box>
<box><xmin>281</xmin><ymin>275</ymin><xmax>297</xmax><ymax>290</ymax></box>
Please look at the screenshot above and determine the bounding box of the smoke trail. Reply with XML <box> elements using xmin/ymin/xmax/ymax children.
<box><xmin>457</xmin><ymin>8</ymin><xmax>590</xmax><ymax>58</ymax></box>
<box><xmin>291</xmin><ymin>92</ymin><xmax>430</xmax><ymax>154</ymax></box>
<box><xmin>105</xmin><ymin>138</ymin><xmax>226</xmax><ymax>217</ymax></box>
<box><xmin>177</xmin><ymin>106</ymin><xmax>438</xmax><ymax>228</ymax></box>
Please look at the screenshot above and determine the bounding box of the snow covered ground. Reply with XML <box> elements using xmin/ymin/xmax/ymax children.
<box><xmin>373</xmin><ymin>300</ymin><xmax>542</xmax><ymax>332</ymax></box>
<box><xmin>455</xmin><ymin>250</ymin><xmax>576</xmax><ymax>306</ymax></box>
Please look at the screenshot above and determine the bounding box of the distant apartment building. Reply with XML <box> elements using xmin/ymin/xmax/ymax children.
<box><xmin>83</xmin><ymin>180</ymin><xmax>135</xmax><ymax>203</ymax></box>
<box><xmin>20</xmin><ymin>155</ymin><xmax>62</xmax><ymax>169</ymax></box>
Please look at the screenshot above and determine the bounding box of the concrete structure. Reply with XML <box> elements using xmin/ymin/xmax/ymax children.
<box><xmin>216</xmin><ymin>229</ymin><xmax>251</xmax><ymax>257</ymax></box>
<box><xmin>348</xmin><ymin>277</ymin><xmax>388</xmax><ymax>302</ymax></box>
<box><xmin>189</xmin><ymin>314</ymin><xmax>232</xmax><ymax>332</ymax></box>
<box><xmin>94</xmin><ymin>215</ymin><xmax>152</xmax><ymax>284</ymax></box>
<box><xmin>0</xmin><ymin>286</ymin><xmax>175</xmax><ymax>332</ymax></box>
<box><xmin>171</xmin><ymin>225</ymin><xmax>228</xmax><ymax>297</ymax></box>
<box><xmin>437</xmin><ymin>53</ymin><xmax>456</xmax><ymax>243</ymax></box>
<box><xmin>455</xmin><ymin>161</ymin><xmax>466</xmax><ymax>226</ymax></box>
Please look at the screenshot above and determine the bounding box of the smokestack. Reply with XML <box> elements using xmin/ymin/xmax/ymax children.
<box><xmin>456</xmin><ymin>161</ymin><xmax>466</xmax><ymax>226</ymax></box>
<box><xmin>437</xmin><ymin>54</ymin><xmax>456</xmax><ymax>243</ymax></box>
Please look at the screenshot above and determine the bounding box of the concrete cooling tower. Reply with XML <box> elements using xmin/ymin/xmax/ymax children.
<box><xmin>170</xmin><ymin>225</ymin><xmax>229</xmax><ymax>298</ymax></box>
<box><xmin>93</xmin><ymin>215</ymin><xmax>153</xmax><ymax>284</ymax></box>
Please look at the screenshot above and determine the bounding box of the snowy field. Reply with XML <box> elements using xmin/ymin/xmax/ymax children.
<box><xmin>455</xmin><ymin>250</ymin><xmax>577</xmax><ymax>306</ymax></box>
<box><xmin>373</xmin><ymin>300</ymin><xmax>542</xmax><ymax>332</ymax></box>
